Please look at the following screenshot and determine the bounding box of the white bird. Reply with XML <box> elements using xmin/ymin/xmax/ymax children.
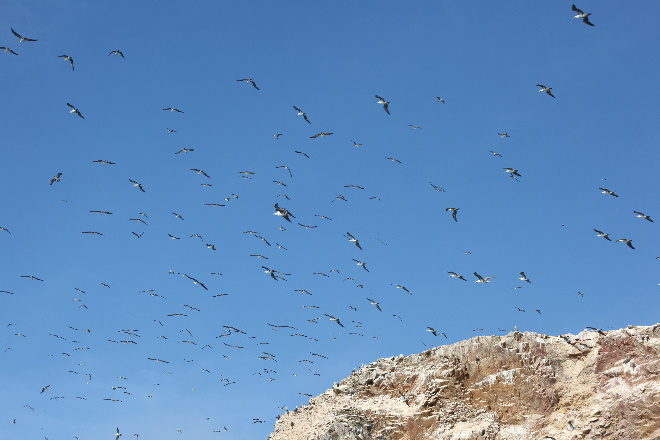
<box><xmin>536</xmin><ymin>84</ymin><xmax>555</xmax><ymax>98</ymax></box>
<box><xmin>58</xmin><ymin>55</ymin><xmax>74</xmax><ymax>70</ymax></box>
<box><xmin>352</xmin><ymin>259</ymin><xmax>369</xmax><ymax>272</ymax></box>
<box><xmin>11</xmin><ymin>28</ymin><xmax>37</xmax><ymax>42</ymax></box>
<box><xmin>108</xmin><ymin>50</ymin><xmax>124</xmax><ymax>58</ymax></box>
<box><xmin>67</xmin><ymin>103</ymin><xmax>84</xmax><ymax>119</ymax></box>
<box><xmin>599</xmin><ymin>187</ymin><xmax>618</xmax><ymax>197</ymax></box>
<box><xmin>474</xmin><ymin>272</ymin><xmax>496</xmax><ymax>283</ymax></box>
<box><xmin>448</xmin><ymin>271</ymin><xmax>467</xmax><ymax>281</ymax></box>
<box><xmin>518</xmin><ymin>272</ymin><xmax>532</xmax><ymax>283</ymax></box>
<box><xmin>594</xmin><ymin>229</ymin><xmax>612</xmax><ymax>241</ymax></box>
<box><xmin>293</xmin><ymin>106</ymin><xmax>311</xmax><ymax>124</ymax></box>
<box><xmin>0</xmin><ymin>47</ymin><xmax>18</xmax><ymax>55</ymax></box>
<box><xmin>237</xmin><ymin>78</ymin><xmax>259</xmax><ymax>90</ymax></box>
<box><xmin>572</xmin><ymin>5</ymin><xmax>594</xmax><ymax>26</ymax></box>
<box><xmin>634</xmin><ymin>211</ymin><xmax>653</xmax><ymax>222</ymax></box>
<box><xmin>615</xmin><ymin>239</ymin><xmax>635</xmax><ymax>249</ymax></box>
<box><xmin>375</xmin><ymin>95</ymin><xmax>390</xmax><ymax>115</ymax></box>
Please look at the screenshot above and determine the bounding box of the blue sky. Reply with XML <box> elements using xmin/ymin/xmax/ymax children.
<box><xmin>1</xmin><ymin>0</ymin><xmax>659</xmax><ymax>438</ymax></box>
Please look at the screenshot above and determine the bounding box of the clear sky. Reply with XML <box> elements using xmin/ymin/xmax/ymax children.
<box><xmin>1</xmin><ymin>0</ymin><xmax>659</xmax><ymax>438</ymax></box>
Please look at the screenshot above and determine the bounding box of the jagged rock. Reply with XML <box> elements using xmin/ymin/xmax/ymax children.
<box><xmin>269</xmin><ymin>324</ymin><xmax>660</xmax><ymax>440</ymax></box>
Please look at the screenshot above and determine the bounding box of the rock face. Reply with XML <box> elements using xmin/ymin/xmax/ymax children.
<box><xmin>269</xmin><ymin>324</ymin><xmax>660</xmax><ymax>440</ymax></box>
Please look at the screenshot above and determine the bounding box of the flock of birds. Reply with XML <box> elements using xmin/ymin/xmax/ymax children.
<box><xmin>2</xmin><ymin>4</ymin><xmax>657</xmax><ymax>439</ymax></box>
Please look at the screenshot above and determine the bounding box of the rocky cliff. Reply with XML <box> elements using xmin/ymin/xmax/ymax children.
<box><xmin>269</xmin><ymin>324</ymin><xmax>660</xmax><ymax>440</ymax></box>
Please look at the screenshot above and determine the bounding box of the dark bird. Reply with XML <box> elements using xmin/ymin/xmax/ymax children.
<box><xmin>294</xmin><ymin>150</ymin><xmax>309</xmax><ymax>158</ymax></box>
<box><xmin>40</xmin><ymin>385</ymin><xmax>50</xmax><ymax>393</ymax></box>
<box><xmin>375</xmin><ymin>95</ymin><xmax>390</xmax><ymax>114</ymax></box>
<box><xmin>489</xmin><ymin>150</ymin><xmax>502</xmax><ymax>157</ymax></box>
<box><xmin>385</xmin><ymin>157</ymin><xmax>401</xmax><ymax>163</ymax></box>
<box><xmin>108</xmin><ymin>50</ymin><xmax>124</xmax><ymax>58</ymax></box>
<box><xmin>190</xmin><ymin>169</ymin><xmax>210</xmax><ymax>178</ymax></box>
<box><xmin>0</xmin><ymin>47</ymin><xmax>18</xmax><ymax>55</ymax></box>
<box><xmin>426</xmin><ymin>327</ymin><xmax>438</xmax><ymax>336</ymax></box>
<box><xmin>163</xmin><ymin>107</ymin><xmax>183</xmax><ymax>113</ymax></box>
<box><xmin>58</xmin><ymin>55</ymin><xmax>74</xmax><ymax>70</ymax></box>
<box><xmin>67</xmin><ymin>103</ymin><xmax>84</xmax><ymax>118</ymax></box>
<box><xmin>237</xmin><ymin>78</ymin><xmax>259</xmax><ymax>90</ymax></box>
<box><xmin>22</xmin><ymin>275</ymin><xmax>44</xmax><ymax>281</ymax></box>
<box><xmin>430</xmin><ymin>182</ymin><xmax>445</xmax><ymax>192</ymax></box>
<box><xmin>518</xmin><ymin>272</ymin><xmax>532</xmax><ymax>283</ymax></box>
<box><xmin>0</xmin><ymin>227</ymin><xmax>10</xmax><ymax>234</ymax></box>
<box><xmin>498</xmin><ymin>133</ymin><xmax>510</xmax><ymax>138</ymax></box>
<box><xmin>367</xmin><ymin>298</ymin><xmax>382</xmax><ymax>312</ymax></box>
<box><xmin>175</xmin><ymin>148</ymin><xmax>194</xmax><ymax>154</ymax></box>
<box><xmin>572</xmin><ymin>5</ymin><xmax>594</xmax><ymax>26</ymax></box>
<box><xmin>93</xmin><ymin>159</ymin><xmax>115</xmax><ymax>165</ymax></box>
<box><xmin>436</xmin><ymin>97</ymin><xmax>445</xmax><ymax>103</ymax></box>
<box><xmin>310</xmin><ymin>132</ymin><xmax>333</xmax><ymax>139</ymax></box>
<box><xmin>293</xmin><ymin>106</ymin><xmax>311</xmax><ymax>124</ymax></box>
<box><xmin>11</xmin><ymin>28</ymin><xmax>37</xmax><ymax>42</ymax></box>
<box><xmin>537</xmin><ymin>84</ymin><xmax>555</xmax><ymax>98</ymax></box>
<box><xmin>446</xmin><ymin>207</ymin><xmax>459</xmax><ymax>222</ymax></box>
<box><xmin>50</xmin><ymin>173</ymin><xmax>62</xmax><ymax>185</ymax></box>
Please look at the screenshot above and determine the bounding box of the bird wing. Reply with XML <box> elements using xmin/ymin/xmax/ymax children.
<box><xmin>474</xmin><ymin>272</ymin><xmax>484</xmax><ymax>281</ymax></box>
<box><xmin>383</xmin><ymin>103</ymin><xmax>390</xmax><ymax>114</ymax></box>
<box><xmin>572</xmin><ymin>4</ymin><xmax>580</xmax><ymax>13</ymax></box>
<box><xmin>547</xmin><ymin>90</ymin><xmax>555</xmax><ymax>98</ymax></box>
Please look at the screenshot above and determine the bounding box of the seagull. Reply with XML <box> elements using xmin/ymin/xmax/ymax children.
<box><xmin>172</xmin><ymin>212</ymin><xmax>184</xmax><ymax>220</ymax></box>
<box><xmin>237</xmin><ymin>78</ymin><xmax>259</xmax><ymax>90</ymax></box>
<box><xmin>385</xmin><ymin>157</ymin><xmax>401</xmax><ymax>163</ymax></box>
<box><xmin>273</xmin><ymin>133</ymin><xmax>283</xmax><ymax>139</ymax></box>
<box><xmin>175</xmin><ymin>148</ymin><xmax>194</xmax><ymax>154</ymax></box>
<box><xmin>367</xmin><ymin>298</ymin><xmax>382</xmax><ymax>312</ymax></box>
<box><xmin>436</xmin><ymin>97</ymin><xmax>445</xmax><ymax>103</ymax></box>
<box><xmin>0</xmin><ymin>227</ymin><xmax>10</xmax><ymax>234</ymax></box>
<box><xmin>446</xmin><ymin>207</ymin><xmax>459</xmax><ymax>222</ymax></box>
<box><xmin>116</xmin><ymin>427</ymin><xmax>122</xmax><ymax>438</ymax></box>
<box><xmin>163</xmin><ymin>107</ymin><xmax>183</xmax><ymax>113</ymax></box>
<box><xmin>90</xmin><ymin>210</ymin><xmax>112</xmax><ymax>215</ymax></box>
<box><xmin>67</xmin><ymin>103</ymin><xmax>84</xmax><ymax>119</ymax></box>
<box><xmin>599</xmin><ymin>187</ymin><xmax>618</xmax><ymax>197</ymax></box>
<box><xmin>50</xmin><ymin>173</ymin><xmax>62</xmax><ymax>185</ymax></box>
<box><xmin>426</xmin><ymin>327</ymin><xmax>438</xmax><ymax>336</ymax></box>
<box><xmin>375</xmin><ymin>95</ymin><xmax>390</xmax><ymax>114</ymax></box>
<box><xmin>430</xmin><ymin>182</ymin><xmax>445</xmax><ymax>192</ymax></box>
<box><xmin>276</xmin><ymin>165</ymin><xmax>293</xmax><ymax>177</ymax></box>
<box><xmin>634</xmin><ymin>211</ymin><xmax>653</xmax><ymax>222</ymax></box>
<box><xmin>489</xmin><ymin>150</ymin><xmax>502</xmax><ymax>157</ymax></box>
<box><xmin>41</xmin><ymin>385</ymin><xmax>50</xmax><ymax>393</ymax></box>
<box><xmin>594</xmin><ymin>229</ymin><xmax>612</xmax><ymax>241</ymax></box>
<box><xmin>108</xmin><ymin>50</ymin><xmax>124</xmax><ymax>58</ymax></box>
<box><xmin>518</xmin><ymin>272</ymin><xmax>532</xmax><ymax>283</ymax></box>
<box><xmin>274</xmin><ymin>203</ymin><xmax>294</xmax><ymax>222</ymax></box>
<box><xmin>504</xmin><ymin>168</ymin><xmax>521</xmax><ymax>177</ymax></box>
<box><xmin>11</xmin><ymin>28</ymin><xmax>37</xmax><ymax>42</ymax></box>
<box><xmin>310</xmin><ymin>132</ymin><xmax>333</xmax><ymax>139</ymax></box>
<box><xmin>293</xmin><ymin>106</ymin><xmax>311</xmax><ymax>124</ymax></box>
<box><xmin>0</xmin><ymin>47</ymin><xmax>18</xmax><ymax>55</ymax></box>
<box><xmin>396</xmin><ymin>285</ymin><xmax>412</xmax><ymax>295</ymax></box>
<box><xmin>93</xmin><ymin>160</ymin><xmax>115</xmax><ymax>165</ymax></box>
<box><xmin>294</xmin><ymin>151</ymin><xmax>309</xmax><ymax>158</ymax></box>
<box><xmin>324</xmin><ymin>314</ymin><xmax>344</xmax><ymax>327</ymax></box>
<box><xmin>498</xmin><ymin>133</ymin><xmax>510</xmax><ymax>138</ymax></box>
<box><xmin>262</xmin><ymin>267</ymin><xmax>279</xmax><ymax>281</ymax></box>
<box><xmin>190</xmin><ymin>168</ymin><xmax>210</xmax><ymax>178</ymax></box>
<box><xmin>129</xmin><ymin>179</ymin><xmax>145</xmax><ymax>192</ymax></box>
<box><xmin>82</xmin><ymin>231</ymin><xmax>103</xmax><ymax>235</ymax></box>
<box><xmin>474</xmin><ymin>272</ymin><xmax>496</xmax><ymax>283</ymax></box>
<box><xmin>408</xmin><ymin>125</ymin><xmax>422</xmax><ymax>130</ymax></box>
<box><xmin>352</xmin><ymin>141</ymin><xmax>362</xmax><ymax>147</ymax></box>
<box><xmin>58</xmin><ymin>55</ymin><xmax>74</xmax><ymax>70</ymax></box>
<box><xmin>616</xmin><ymin>238</ymin><xmax>635</xmax><ymax>249</ymax></box>
<box><xmin>352</xmin><ymin>259</ymin><xmax>369</xmax><ymax>272</ymax></box>
<box><xmin>572</xmin><ymin>5</ymin><xmax>594</xmax><ymax>26</ymax></box>
<box><xmin>448</xmin><ymin>271</ymin><xmax>467</xmax><ymax>281</ymax></box>
<box><xmin>537</xmin><ymin>84</ymin><xmax>555</xmax><ymax>98</ymax></box>
<box><xmin>345</xmin><ymin>232</ymin><xmax>362</xmax><ymax>250</ymax></box>
<box><xmin>167</xmin><ymin>128</ymin><xmax>176</xmax><ymax>133</ymax></box>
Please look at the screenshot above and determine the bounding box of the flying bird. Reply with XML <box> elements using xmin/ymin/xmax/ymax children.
<box><xmin>385</xmin><ymin>157</ymin><xmax>401</xmax><ymax>163</ymax></box>
<box><xmin>324</xmin><ymin>314</ymin><xmax>344</xmax><ymax>327</ymax></box>
<box><xmin>599</xmin><ymin>187</ymin><xmax>618</xmax><ymax>197</ymax></box>
<box><xmin>634</xmin><ymin>211</ymin><xmax>653</xmax><ymax>222</ymax></box>
<box><xmin>294</xmin><ymin>151</ymin><xmax>309</xmax><ymax>158</ymax></box>
<box><xmin>67</xmin><ymin>103</ymin><xmax>84</xmax><ymax>119</ymax></box>
<box><xmin>163</xmin><ymin>107</ymin><xmax>183</xmax><ymax>113</ymax></box>
<box><xmin>426</xmin><ymin>327</ymin><xmax>438</xmax><ymax>336</ymax></box>
<box><xmin>498</xmin><ymin>133</ymin><xmax>510</xmax><ymax>138</ymax></box>
<box><xmin>58</xmin><ymin>55</ymin><xmax>74</xmax><ymax>70</ymax></box>
<box><xmin>50</xmin><ymin>173</ymin><xmax>62</xmax><ymax>185</ymax></box>
<box><xmin>293</xmin><ymin>106</ymin><xmax>311</xmax><ymax>124</ymax></box>
<box><xmin>108</xmin><ymin>50</ymin><xmax>124</xmax><ymax>58</ymax></box>
<box><xmin>310</xmin><ymin>132</ymin><xmax>333</xmax><ymax>139</ymax></box>
<box><xmin>518</xmin><ymin>272</ymin><xmax>532</xmax><ymax>283</ymax></box>
<box><xmin>190</xmin><ymin>169</ymin><xmax>210</xmax><ymax>178</ymax></box>
<box><xmin>129</xmin><ymin>179</ymin><xmax>145</xmax><ymax>192</ymax></box>
<box><xmin>175</xmin><ymin>148</ymin><xmax>194</xmax><ymax>154</ymax></box>
<box><xmin>572</xmin><ymin>5</ymin><xmax>594</xmax><ymax>26</ymax></box>
<box><xmin>375</xmin><ymin>95</ymin><xmax>390</xmax><ymax>114</ymax></box>
<box><xmin>11</xmin><ymin>28</ymin><xmax>37</xmax><ymax>42</ymax></box>
<box><xmin>0</xmin><ymin>47</ymin><xmax>18</xmax><ymax>55</ymax></box>
<box><xmin>537</xmin><ymin>84</ymin><xmax>555</xmax><ymax>98</ymax></box>
<box><xmin>615</xmin><ymin>238</ymin><xmax>635</xmax><ymax>249</ymax></box>
<box><xmin>448</xmin><ymin>271</ymin><xmax>467</xmax><ymax>281</ymax></box>
<box><xmin>436</xmin><ymin>97</ymin><xmax>445</xmax><ymax>103</ymax></box>
<box><xmin>594</xmin><ymin>229</ymin><xmax>612</xmax><ymax>241</ymax></box>
<box><xmin>274</xmin><ymin>203</ymin><xmax>294</xmax><ymax>222</ymax></box>
<box><xmin>352</xmin><ymin>259</ymin><xmax>369</xmax><ymax>272</ymax></box>
<box><xmin>237</xmin><ymin>78</ymin><xmax>259</xmax><ymax>90</ymax></box>
<box><xmin>446</xmin><ymin>207</ymin><xmax>459</xmax><ymax>222</ymax></box>
<box><xmin>367</xmin><ymin>298</ymin><xmax>382</xmax><ymax>312</ymax></box>
<box><xmin>504</xmin><ymin>168</ymin><xmax>521</xmax><ymax>179</ymax></box>
<box><xmin>93</xmin><ymin>160</ymin><xmax>115</xmax><ymax>165</ymax></box>
<box><xmin>489</xmin><ymin>150</ymin><xmax>502</xmax><ymax>157</ymax></box>
<box><xmin>345</xmin><ymin>232</ymin><xmax>362</xmax><ymax>250</ymax></box>
<box><xmin>474</xmin><ymin>272</ymin><xmax>496</xmax><ymax>283</ymax></box>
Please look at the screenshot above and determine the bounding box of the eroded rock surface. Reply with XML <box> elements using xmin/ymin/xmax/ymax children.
<box><xmin>269</xmin><ymin>324</ymin><xmax>660</xmax><ymax>440</ymax></box>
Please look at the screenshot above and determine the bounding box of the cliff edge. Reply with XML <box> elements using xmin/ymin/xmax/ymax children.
<box><xmin>269</xmin><ymin>324</ymin><xmax>660</xmax><ymax>440</ymax></box>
